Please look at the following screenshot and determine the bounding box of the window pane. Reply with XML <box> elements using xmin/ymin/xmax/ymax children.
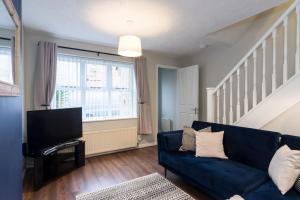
<box><xmin>112</xmin><ymin>66</ymin><xmax>130</xmax><ymax>89</ymax></box>
<box><xmin>56</xmin><ymin>55</ymin><xmax>80</xmax><ymax>87</ymax></box>
<box><xmin>54</xmin><ymin>88</ymin><xmax>81</xmax><ymax>108</ymax></box>
<box><xmin>52</xmin><ymin>53</ymin><xmax>137</xmax><ymax>121</ymax></box>
<box><xmin>111</xmin><ymin>91</ymin><xmax>134</xmax><ymax>118</ymax></box>
<box><xmin>86</xmin><ymin>61</ymin><xmax>106</xmax><ymax>88</ymax></box>
<box><xmin>85</xmin><ymin>90</ymin><xmax>109</xmax><ymax>120</ymax></box>
<box><xmin>0</xmin><ymin>47</ymin><xmax>13</xmax><ymax>84</ymax></box>
<box><xmin>52</xmin><ymin>54</ymin><xmax>81</xmax><ymax>109</ymax></box>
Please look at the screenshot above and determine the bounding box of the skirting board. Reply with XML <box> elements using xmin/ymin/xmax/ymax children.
<box><xmin>85</xmin><ymin>147</ymin><xmax>138</xmax><ymax>158</ymax></box>
<box><xmin>85</xmin><ymin>142</ymin><xmax>157</xmax><ymax>158</ymax></box>
<box><xmin>138</xmin><ymin>142</ymin><xmax>157</xmax><ymax>148</ymax></box>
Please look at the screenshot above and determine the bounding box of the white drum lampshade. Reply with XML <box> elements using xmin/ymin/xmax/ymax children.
<box><xmin>118</xmin><ymin>35</ymin><xmax>142</xmax><ymax>57</ymax></box>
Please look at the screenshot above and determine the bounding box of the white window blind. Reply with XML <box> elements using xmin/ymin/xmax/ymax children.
<box><xmin>51</xmin><ymin>54</ymin><xmax>137</xmax><ymax>121</ymax></box>
<box><xmin>0</xmin><ymin>46</ymin><xmax>13</xmax><ymax>84</ymax></box>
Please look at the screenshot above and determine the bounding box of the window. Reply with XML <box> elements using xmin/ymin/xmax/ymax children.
<box><xmin>0</xmin><ymin>46</ymin><xmax>13</xmax><ymax>84</ymax></box>
<box><xmin>51</xmin><ymin>54</ymin><xmax>137</xmax><ymax>121</ymax></box>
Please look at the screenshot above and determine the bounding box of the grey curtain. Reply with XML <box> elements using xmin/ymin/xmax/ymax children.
<box><xmin>34</xmin><ymin>41</ymin><xmax>57</xmax><ymax>110</ymax></box>
<box><xmin>134</xmin><ymin>56</ymin><xmax>153</xmax><ymax>135</ymax></box>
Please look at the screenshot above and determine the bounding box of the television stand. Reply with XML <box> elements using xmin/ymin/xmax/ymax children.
<box><xmin>32</xmin><ymin>140</ymin><xmax>85</xmax><ymax>190</ymax></box>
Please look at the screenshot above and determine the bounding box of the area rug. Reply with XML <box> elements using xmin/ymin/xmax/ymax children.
<box><xmin>76</xmin><ymin>173</ymin><xmax>195</xmax><ymax>200</ymax></box>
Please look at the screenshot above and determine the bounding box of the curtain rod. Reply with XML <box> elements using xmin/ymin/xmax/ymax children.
<box><xmin>0</xmin><ymin>37</ymin><xmax>11</xmax><ymax>41</ymax></box>
<box><xmin>57</xmin><ymin>45</ymin><xmax>121</xmax><ymax>57</ymax></box>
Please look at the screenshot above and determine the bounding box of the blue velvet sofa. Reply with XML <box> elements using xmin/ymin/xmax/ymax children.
<box><xmin>157</xmin><ymin>121</ymin><xmax>300</xmax><ymax>200</ymax></box>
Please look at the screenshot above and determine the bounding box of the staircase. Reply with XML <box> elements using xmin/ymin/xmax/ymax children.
<box><xmin>206</xmin><ymin>0</ymin><xmax>300</xmax><ymax>129</ymax></box>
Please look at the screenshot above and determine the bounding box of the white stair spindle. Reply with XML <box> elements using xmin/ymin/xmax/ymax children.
<box><xmin>237</xmin><ymin>69</ymin><xmax>241</xmax><ymax>120</ymax></box>
<box><xmin>283</xmin><ymin>17</ymin><xmax>288</xmax><ymax>83</ymax></box>
<box><xmin>296</xmin><ymin>4</ymin><xmax>300</xmax><ymax>73</ymax></box>
<box><xmin>223</xmin><ymin>84</ymin><xmax>226</xmax><ymax>124</ymax></box>
<box><xmin>216</xmin><ymin>89</ymin><xmax>220</xmax><ymax>123</ymax></box>
<box><xmin>262</xmin><ymin>40</ymin><xmax>267</xmax><ymax>99</ymax></box>
<box><xmin>272</xmin><ymin>30</ymin><xmax>277</xmax><ymax>92</ymax></box>
<box><xmin>253</xmin><ymin>50</ymin><xmax>257</xmax><ymax>106</ymax></box>
<box><xmin>244</xmin><ymin>60</ymin><xmax>249</xmax><ymax>113</ymax></box>
<box><xmin>229</xmin><ymin>76</ymin><xmax>233</xmax><ymax>124</ymax></box>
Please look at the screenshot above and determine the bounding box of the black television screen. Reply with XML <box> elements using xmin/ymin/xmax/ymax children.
<box><xmin>27</xmin><ymin>107</ymin><xmax>82</xmax><ymax>154</ymax></box>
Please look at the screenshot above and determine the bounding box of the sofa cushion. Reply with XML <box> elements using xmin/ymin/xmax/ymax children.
<box><xmin>280</xmin><ymin>136</ymin><xmax>300</xmax><ymax>194</ymax></box>
<box><xmin>192</xmin><ymin>121</ymin><xmax>213</xmax><ymax>131</ymax></box>
<box><xmin>159</xmin><ymin>151</ymin><xmax>268</xmax><ymax>199</ymax></box>
<box><xmin>294</xmin><ymin>177</ymin><xmax>300</xmax><ymax>193</ymax></box>
<box><xmin>162</xmin><ymin>132</ymin><xmax>183</xmax><ymax>152</ymax></box>
<box><xmin>195</xmin><ymin>131</ymin><xmax>228</xmax><ymax>159</ymax></box>
<box><xmin>180</xmin><ymin>127</ymin><xmax>211</xmax><ymax>152</ymax></box>
<box><xmin>245</xmin><ymin>181</ymin><xmax>300</xmax><ymax>200</ymax></box>
<box><xmin>281</xmin><ymin>135</ymin><xmax>300</xmax><ymax>150</ymax></box>
<box><xmin>160</xmin><ymin>151</ymin><xmax>199</xmax><ymax>169</ymax></box>
<box><xmin>268</xmin><ymin>145</ymin><xmax>300</xmax><ymax>195</ymax></box>
<box><xmin>192</xmin><ymin>121</ymin><xmax>281</xmax><ymax>171</ymax></box>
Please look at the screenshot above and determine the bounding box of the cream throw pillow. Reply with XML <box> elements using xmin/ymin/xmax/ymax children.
<box><xmin>195</xmin><ymin>131</ymin><xmax>228</xmax><ymax>159</ymax></box>
<box><xmin>228</xmin><ymin>195</ymin><xmax>244</xmax><ymax>200</ymax></box>
<box><xmin>179</xmin><ymin>127</ymin><xmax>211</xmax><ymax>152</ymax></box>
<box><xmin>268</xmin><ymin>145</ymin><xmax>300</xmax><ymax>195</ymax></box>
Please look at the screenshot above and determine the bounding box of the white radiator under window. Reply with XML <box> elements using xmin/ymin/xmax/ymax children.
<box><xmin>82</xmin><ymin>127</ymin><xmax>138</xmax><ymax>156</ymax></box>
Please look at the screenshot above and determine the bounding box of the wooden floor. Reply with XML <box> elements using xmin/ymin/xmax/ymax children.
<box><xmin>23</xmin><ymin>146</ymin><xmax>212</xmax><ymax>200</ymax></box>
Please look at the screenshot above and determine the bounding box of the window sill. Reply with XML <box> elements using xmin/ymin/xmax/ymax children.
<box><xmin>0</xmin><ymin>80</ymin><xmax>20</xmax><ymax>96</ymax></box>
<box><xmin>83</xmin><ymin>117</ymin><xmax>138</xmax><ymax>123</ymax></box>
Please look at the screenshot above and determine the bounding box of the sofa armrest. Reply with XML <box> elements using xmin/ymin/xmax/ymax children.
<box><xmin>157</xmin><ymin>130</ymin><xmax>183</xmax><ymax>153</ymax></box>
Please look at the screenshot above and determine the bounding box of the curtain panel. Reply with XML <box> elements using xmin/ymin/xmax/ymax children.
<box><xmin>134</xmin><ymin>56</ymin><xmax>153</xmax><ymax>135</ymax></box>
<box><xmin>33</xmin><ymin>41</ymin><xmax>57</xmax><ymax>110</ymax></box>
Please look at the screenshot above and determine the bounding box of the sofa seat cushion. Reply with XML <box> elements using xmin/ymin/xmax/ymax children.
<box><xmin>160</xmin><ymin>151</ymin><xmax>199</xmax><ymax>169</ymax></box>
<box><xmin>245</xmin><ymin>181</ymin><xmax>300</xmax><ymax>200</ymax></box>
<box><xmin>160</xmin><ymin>151</ymin><xmax>268</xmax><ymax>199</ymax></box>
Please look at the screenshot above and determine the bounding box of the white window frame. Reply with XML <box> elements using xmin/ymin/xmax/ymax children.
<box><xmin>52</xmin><ymin>53</ymin><xmax>137</xmax><ymax>122</ymax></box>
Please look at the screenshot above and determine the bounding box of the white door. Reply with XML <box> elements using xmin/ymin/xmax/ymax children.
<box><xmin>176</xmin><ymin>65</ymin><xmax>199</xmax><ymax>129</ymax></box>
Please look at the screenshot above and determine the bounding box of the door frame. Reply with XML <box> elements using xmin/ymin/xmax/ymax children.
<box><xmin>155</xmin><ymin>65</ymin><xmax>179</xmax><ymax>134</ymax></box>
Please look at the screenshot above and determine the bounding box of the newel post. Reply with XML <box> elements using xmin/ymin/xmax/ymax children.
<box><xmin>206</xmin><ymin>87</ymin><xmax>215</xmax><ymax>122</ymax></box>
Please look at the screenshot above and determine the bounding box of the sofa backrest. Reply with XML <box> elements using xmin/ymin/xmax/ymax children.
<box><xmin>281</xmin><ymin>135</ymin><xmax>300</xmax><ymax>150</ymax></box>
<box><xmin>192</xmin><ymin>121</ymin><xmax>281</xmax><ymax>171</ymax></box>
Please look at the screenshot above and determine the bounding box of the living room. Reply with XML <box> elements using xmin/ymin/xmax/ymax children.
<box><xmin>1</xmin><ymin>0</ymin><xmax>300</xmax><ymax>199</ymax></box>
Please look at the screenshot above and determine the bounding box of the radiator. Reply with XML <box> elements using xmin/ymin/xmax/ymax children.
<box><xmin>82</xmin><ymin>127</ymin><xmax>138</xmax><ymax>156</ymax></box>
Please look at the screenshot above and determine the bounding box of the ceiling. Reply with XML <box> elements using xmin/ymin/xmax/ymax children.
<box><xmin>23</xmin><ymin>0</ymin><xmax>287</xmax><ymax>56</ymax></box>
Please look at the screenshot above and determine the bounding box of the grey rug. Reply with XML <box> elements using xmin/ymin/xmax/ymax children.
<box><xmin>76</xmin><ymin>173</ymin><xmax>195</xmax><ymax>200</ymax></box>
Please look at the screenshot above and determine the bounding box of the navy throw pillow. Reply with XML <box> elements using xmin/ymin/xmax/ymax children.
<box><xmin>295</xmin><ymin>177</ymin><xmax>300</xmax><ymax>193</ymax></box>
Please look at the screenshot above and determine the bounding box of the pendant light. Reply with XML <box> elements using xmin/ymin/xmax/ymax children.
<box><xmin>118</xmin><ymin>35</ymin><xmax>142</xmax><ymax>57</ymax></box>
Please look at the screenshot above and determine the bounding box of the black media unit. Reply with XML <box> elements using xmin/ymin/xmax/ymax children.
<box><xmin>31</xmin><ymin>140</ymin><xmax>85</xmax><ymax>190</ymax></box>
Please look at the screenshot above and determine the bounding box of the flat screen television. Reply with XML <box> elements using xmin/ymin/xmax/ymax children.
<box><xmin>27</xmin><ymin>107</ymin><xmax>82</xmax><ymax>155</ymax></box>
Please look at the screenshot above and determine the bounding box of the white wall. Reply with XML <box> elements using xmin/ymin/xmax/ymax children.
<box><xmin>263</xmin><ymin>102</ymin><xmax>300</xmax><ymax>136</ymax></box>
<box><xmin>158</xmin><ymin>68</ymin><xmax>177</xmax><ymax>131</ymax></box>
<box><xmin>23</xmin><ymin>28</ymin><xmax>180</xmax><ymax>145</ymax></box>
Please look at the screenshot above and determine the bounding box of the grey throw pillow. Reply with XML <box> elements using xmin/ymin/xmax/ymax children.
<box><xmin>179</xmin><ymin>126</ymin><xmax>211</xmax><ymax>152</ymax></box>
